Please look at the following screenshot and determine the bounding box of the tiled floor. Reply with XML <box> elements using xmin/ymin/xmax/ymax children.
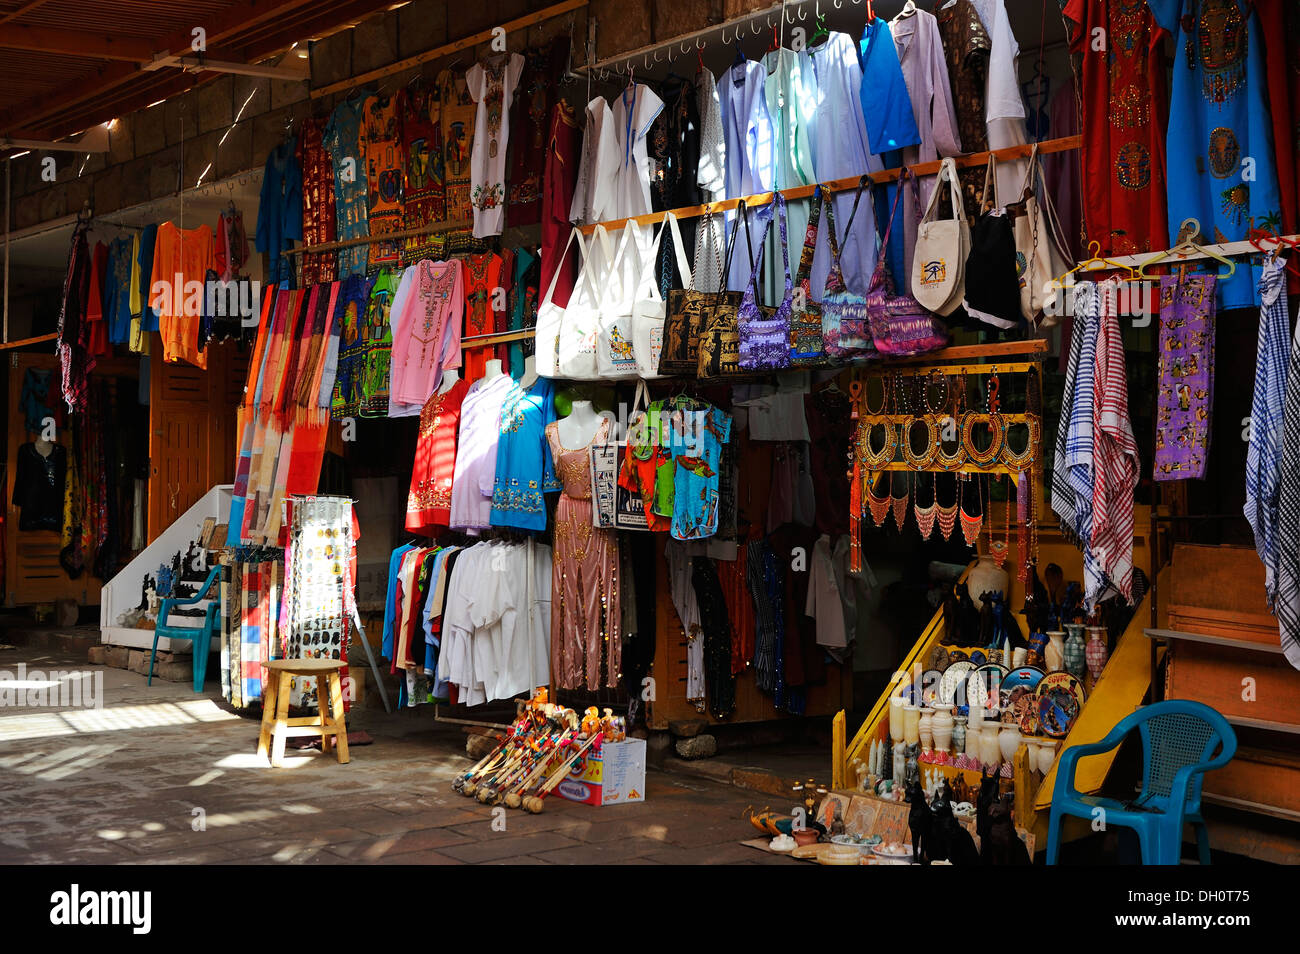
<box><xmin>0</xmin><ymin>646</ymin><xmax>797</xmax><ymax>865</ymax></box>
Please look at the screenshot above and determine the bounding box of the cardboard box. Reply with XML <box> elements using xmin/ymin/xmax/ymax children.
<box><xmin>556</xmin><ymin>738</ymin><xmax>646</xmax><ymax>806</ymax></box>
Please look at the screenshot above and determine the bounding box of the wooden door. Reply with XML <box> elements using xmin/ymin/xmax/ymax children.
<box><xmin>147</xmin><ymin>341</ymin><xmax>243</xmax><ymax>543</ymax></box>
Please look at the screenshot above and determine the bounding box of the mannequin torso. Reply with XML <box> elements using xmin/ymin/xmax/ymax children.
<box><xmin>556</xmin><ymin>400</ymin><xmax>603</xmax><ymax>449</ymax></box>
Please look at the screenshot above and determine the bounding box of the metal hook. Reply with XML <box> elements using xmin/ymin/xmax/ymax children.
<box><xmin>654</xmin><ymin>49</ymin><xmax>662</xmax><ymax>63</ymax></box>
<box><xmin>696</xmin><ymin>36</ymin><xmax>706</xmax><ymax>51</ymax></box>
<box><xmin>797</xmin><ymin>0</ymin><xmax>807</xmax><ymax>20</ymax></box>
<box><xmin>751</xmin><ymin>18</ymin><xmax>761</xmax><ymax>35</ymax></box>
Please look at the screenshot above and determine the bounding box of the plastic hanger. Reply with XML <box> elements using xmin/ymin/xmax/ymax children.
<box><xmin>1137</xmin><ymin>218</ymin><xmax>1237</xmax><ymax>279</ymax></box>
<box><xmin>1249</xmin><ymin>230</ymin><xmax>1300</xmax><ymax>276</ymax></box>
<box><xmin>1054</xmin><ymin>241</ymin><xmax>1139</xmax><ymax>284</ymax></box>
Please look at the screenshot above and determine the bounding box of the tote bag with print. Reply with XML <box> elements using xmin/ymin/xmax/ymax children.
<box><xmin>557</xmin><ymin>224</ymin><xmax>613</xmax><ymax>380</ymax></box>
<box><xmin>631</xmin><ymin>213</ymin><xmax>691</xmax><ymax>379</ymax></box>
<box><xmin>596</xmin><ymin>222</ymin><xmax>645</xmax><ymax>380</ymax></box>
<box><xmin>534</xmin><ymin>228</ymin><xmax>583</xmax><ymax>379</ymax></box>
<box><xmin>1011</xmin><ymin>143</ymin><xmax>1071</xmax><ymax>328</ymax></box>
<box><xmin>911</xmin><ymin>157</ymin><xmax>969</xmax><ymax>317</ymax></box>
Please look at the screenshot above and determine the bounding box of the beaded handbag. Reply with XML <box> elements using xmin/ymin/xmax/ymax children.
<box><xmin>737</xmin><ymin>194</ymin><xmax>793</xmax><ymax>372</ymax></box>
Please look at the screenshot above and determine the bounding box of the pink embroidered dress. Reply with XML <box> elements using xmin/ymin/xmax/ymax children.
<box><xmin>391</xmin><ymin>259</ymin><xmax>463</xmax><ymax>407</ymax></box>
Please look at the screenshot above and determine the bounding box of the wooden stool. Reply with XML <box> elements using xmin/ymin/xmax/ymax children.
<box><xmin>256</xmin><ymin>659</ymin><xmax>350</xmax><ymax>767</ymax></box>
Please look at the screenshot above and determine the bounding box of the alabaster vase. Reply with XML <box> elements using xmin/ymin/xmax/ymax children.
<box><xmin>932</xmin><ymin>706</ymin><xmax>954</xmax><ymax>753</ymax></box>
<box><xmin>998</xmin><ymin>724</ymin><xmax>1022</xmax><ymax>768</ymax></box>
<box><xmin>1045</xmin><ymin>631</ymin><xmax>1066</xmax><ymax>671</ymax></box>
<box><xmin>1085</xmin><ymin>626</ymin><xmax>1109</xmax><ymax>682</ymax></box>
<box><xmin>889</xmin><ymin>694</ymin><xmax>906</xmax><ymax>743</ymax></box>
<box><xmin>919</xmin><ymin>709</ymin><xmax>934</xmax><ymax>753</ymax></box>
<box><xmin>979</xmin><ymin>724</ymin><xmax>1001</xmax><ymax>770</ymax></box>
<box><xmin>903</xmin><ymin>705</ymin><xmax>921</xmax><ymax>746</ymax></box>
<box><xmin>1034</xmin><ymin>739</ymin><xmax>1058</xmax><ymax>775</ymax></box>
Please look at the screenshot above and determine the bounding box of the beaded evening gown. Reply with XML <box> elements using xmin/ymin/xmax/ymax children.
<box><xmin>546</xmin><ymin>417</ymin><xmax>621</xmax><ymax>689</ymax></box>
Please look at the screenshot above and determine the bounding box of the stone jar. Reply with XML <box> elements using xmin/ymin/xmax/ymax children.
<box><xmin>932</xmin><ymin>706</ymin><xmax>955</xmax><ymax>754</ymax></box>
<box><xmin>967</xmin><ymin>554</ymin><xmax>1010</xmax><ymax>604</ymax></box>
<box><xmin>1045</xmin><ymin>631</ymin><xmax>1067</xmax><ymax>671</ymax></box>
<box><xmin>919</xmin><ymin>709</ymin><xmax>934</xmax><ymax>753</ymax></box>
<box><xmin>952</xmin><ymin>715</ymin><xmax>967</xmax><ymax>756</ymax></box>
<box><xmin>1063</xmin><ymin>623</ymin><xmax>1087</xmax><ymax>679</ymax></box>
<box><xmin>979</xmin><ymin>723</ymin><xmax>1001</xmax><ymax>771</ymax></box>
<box><xmin>998</xmin><ymin>724</ymin><xmax>1023</xmax><ymax>768</ymax></box>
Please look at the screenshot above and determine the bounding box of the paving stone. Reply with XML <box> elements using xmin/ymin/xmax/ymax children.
<box><xmin>437</xmin><ymin>831</ymin><xmax>583</xmax><ymax>864</ymax></box>
<box><xmin>530</xmin><ymin>836</ymin><xmax>667</xmax><ymax>865</ymax></box>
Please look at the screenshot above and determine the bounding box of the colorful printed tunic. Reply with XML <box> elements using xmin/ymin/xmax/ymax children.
<box><xmin>935</xmin><ymin>0</ymin><xmax>991</xmax><ymax>219</ymax></box>
<box><xmin>361</xmin><ymin>93</ymin><xmax>405</xmax><ymax>268</ymax></box>
<box><xmin>490</xmin><ymin>377</ymin><xmax>559</xmax><ymax>531</ymax></box>
<box><xmin>399</xmin><ymin>80</ymin><xmax>445</xmax><ymax>261</ymax></box>
<box><xmin>460</xmin><ymin>251</ymin><xmax>503</xmax><ymax>383</ymax></box>
<box><xmin>1065</xmin><ymin>0</ymin><xmax>1170</xmax><ymax>257</ymax></box>
<box><xmin>1154</xmin><ymin>273</ymin><xmax>1215</xmax><ymax>480</ymax></box>
<box><xmin>1149</xmin><ymin>0</ymin><xmax>1282</xmax><ymax>310</ymax></box>
<box><xmin>359</xmin><ymin>268</ymin><xmax>398</xmax><ymax>418</ymax></box>
<box><xmin>669</xmin><ymin>402</ymin><xmax>732</xmax><ymax>542</ymax></box>
<box><xmin>323</xmin><ymin>93</ymin><xmax>371</xmax><ymax>277</ymax></box>
<box><xmin>439</xmin><ymin>69</ymin><xmax>477</xmax><ymax>225</ymax></box>
<box><xmin>329</xmin><ymin>274</ymin><xmax>374</xmax><ymax>420</ymax></box>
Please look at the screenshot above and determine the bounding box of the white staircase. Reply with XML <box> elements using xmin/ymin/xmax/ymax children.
<box><xmin>100</xmin><ymin>485</ymin><xmax>233</xmax><ymax>651</ymax></box>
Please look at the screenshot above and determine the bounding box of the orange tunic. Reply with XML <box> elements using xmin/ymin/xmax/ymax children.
<box><xmin>150</xmin><ymin>221</ymin><xmax>215</xmax><ymax>369</ymax></box>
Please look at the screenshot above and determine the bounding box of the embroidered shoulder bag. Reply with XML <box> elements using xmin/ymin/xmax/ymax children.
<box><xmin>789</xmin><ymin>187</ymin><xmax>828</xmax><ymax>367</ymax></box>
<box><xmin>821</xmin><ymin>186</ymin><xmax>877</xmax><ymax>361</ymax></box>
<box><xmin>694</xmin><ymin>208</ymin><xmax>745</xmax><ymax>380</ymax></box>
<box><xmin>866</xmin><ymin>169</ymin><xmax>950</xmax><ymax>358</ymax></box>
<box><xmin>737</xmin><ymin>193</ymin><xmax>794</xmax><ymax>372</ymax></box>
<box><xmin>659</xmin><ymin>209</ymin><xmax>738</xmax><ymax>376</ymax></box>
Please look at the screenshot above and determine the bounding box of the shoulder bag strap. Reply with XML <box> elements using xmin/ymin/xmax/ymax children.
<box><xmin>540</xmin><ymin>227</ymin><xmax>583</xmax><ymax>310</ymax></box>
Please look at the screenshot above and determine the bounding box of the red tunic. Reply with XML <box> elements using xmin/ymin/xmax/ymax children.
<box><xmin>540</xmin><ymin>100</ymin><xmax>580</xmax><ymax>310</ymax></box>
<box><xmin>460</xmin><ymin>252</ymin><xmax>503</xmax><ymax>382</ymax></box>
<box><xmin>1064</xmin><ymin>0</ymin><xmax>1170</xmax><ymax>256</ymax></box>
<box><xmin>405</xmin><ymin>378</ymin><xmax>470</xmax><ymax>535</ymax></box>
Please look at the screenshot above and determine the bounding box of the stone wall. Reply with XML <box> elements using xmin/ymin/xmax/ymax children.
<box><xmin>6</xmin><ymin>0</ymin><xmax>760</xmax><ymax>234</ymax></box>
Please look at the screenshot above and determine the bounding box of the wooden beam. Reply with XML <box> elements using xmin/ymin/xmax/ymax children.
<box><xmin>0</xmin><ymin>0</ymin><xmax>55</xmax><ymax>27</ymax></box>
<box><xmin>0</xmin><ymin>0</ymin><xmax>328</xmax><ymax>136</ymax></box>
<box><xmin>0</xmin><ymin>24</ymin><xmax>155</xmax><ymax>61</ymax></box>
<box><xmin>311</xmin><ymin>0</ymin><xmax>589</xmax><ymax>99</ymax></box>
<box><xmin>0</xmin><ymin>333</ymin><xmax>56</xmax><ymax>351</ymax></box>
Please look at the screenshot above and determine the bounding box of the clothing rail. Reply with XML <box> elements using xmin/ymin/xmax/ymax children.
<box><xmin>578</xmin><ymin>135</ymin><xmax>1082</xmax><ymax>234</ymax></box>
<box><xmin>1074</xmin><ymin>233</ymin><xmax>1300</xmax><ymax>272</ymax></box>
<box><xmin>310</xmin><ymin>0</ymin><xmax>589</xmax><ymax>99</ymax></box>
<box><xmin>281</xmin><ymin>219</ymin><xmax>473</xmax><ymax>257</ymax></box>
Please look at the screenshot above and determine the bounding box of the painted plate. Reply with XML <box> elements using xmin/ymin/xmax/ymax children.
<box><xmin>1038</xmin><ymin>670</ymin><xmax>1087</xmax><ymax>709</ymax></box>
<box><xmin>1036</xmin><ymin>689</ymin><xmax>1080</xmax><ymax>738</ymax></box>
<box><xmin>967</xmin><ymin>664</ymin><xmax>1007</xmax><ymax>715</ymax></box>
<box><xmin>938</xmin><ymin>660</ymin><xmax>975</xmax><ymax>706</ymax></box>
<box><xmin>998</xmin><ymin>666</ymin><xmax>1045</xmax><ymax>711</ymax></box>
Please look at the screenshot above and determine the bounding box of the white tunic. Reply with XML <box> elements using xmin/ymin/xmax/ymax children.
<box><xmin>570</xmin><ymin>96</ymin><xmax>618</xmax><ymax>225</ymax></box>
<box><xmin>609</xmin><ymin>83</ymin><xmax>664</xmax><ymax>220</ymax></box>
<box><xmin>466</xmin><ymin>53</ymin><xmax>525</xmax><ymax>238</ymax></box>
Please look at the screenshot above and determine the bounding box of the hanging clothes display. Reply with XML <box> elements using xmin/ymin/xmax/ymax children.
<box><xmin>405</xmin><ymin>377</ymin><xmax>470</xmax><ymax>535</ymax></box>
<box><xmin>507</xmin><ymin>38</ymin><xmax>568</xmax><ymax>227</ymax></box>
<box><xmin>460</xmin><ymin>251</ymin><xmax>503</xmax><ymax>382</ymax></box>
<box><xmin>298</xmin><ymin>116</ymin><xmax>338</xmax><ymax>285</ymax></box>
<box><xmin>611</xmin><ymin>82</ymin><xmax>665</xmax><ymax>221</ymax></box>
<box><xmin>360</xmin><ymin>92</ymin><xmax>405</xmax><ymax>268</ymax></box>
<box><xmin>358</xmin><ymin>268</ymin><xmax>399</xmax><ymax>418</ymax></box>
<box><xmin>389</xmin><ymin>259</ymin><xmax>464</xmax><ymax>408</ymax></box>
<box><xmin>490</xmin><ymin>377</ymin><xmax>559</xmax><ymax>531</ymax></box>
<box><xmin>541</xmin><ymin>100</ymin><xmax>581</xmax><ymax>309</ymax></box>
<box><xmin>449</xmin><ymin>371</ymin><xmax>512</xmax><ymax>531</ymax></box>
<box><xmin>935</xmin><ymin>0</ymin><xmax>992</xmax><ymax>218</ymax></box>
<box><xmin>324</xmin><ymin>92</ymin><xmax>371</xmax><ymax>277</ymax></box>
<box><xmin>1151</xmin><ymin>0</ymin><xmax>1282</xmax><ymax>309</ymax></box>
<box><xmin>256</xmin><ymin>137</ymin><xmax>303</xmax><ymax>287</ymax></box>
<box><xmin>399</xmin><ymin>79</ymin><xmax>445</xmax><ymax>261</ymax></box>
<box><xmin>1247</xmin><ymin>256</ymin><xmax>1289</xmax><ymax>608</ymax></box>
<box><xmin>151</xmin><ymin>221</ymin><xmax>215</xmax><ymax>369</ymax></box>
<box><xmin>1063</xmin><ymin>0</ymin><xmax>1169</xmax><ymax>257</ymax></box>
<box><xmin>547</xmin><ymin>416</ymin><xmax>621</xmax><ymax>690</ymax></box>
<box><xmin>507</xmin><ymin>247</ymin><xmax>540</xmax><ymax>376</ymax></box>
<box><xmin>466</xmin><ymin>53</ymin><xmax>524</xmax><ymax>238</ymax></box>
<box><xmin>1154</xmin><ymin>273</ymin><xmax>1216</xmax><ymax>480</ymax></box>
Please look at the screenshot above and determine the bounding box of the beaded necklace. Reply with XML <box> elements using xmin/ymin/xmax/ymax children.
<box><xmin>936</xmin><ymin>472</ymin><xmax>960</xmax><ymax>541</ymax></box>
<box><xmin>891</xmin><ymin>472</ymin><xmax>909</xmax><ymax>531</ymax></box>
<box><xmin>914</xmin><ymin>473</ymin><xmax>937</xmax><ymax>540</ymax></box>
<box><xmin>959</xmin><ymin>473</ymin><xmax>984</xmax><ymax>547</ymax></box>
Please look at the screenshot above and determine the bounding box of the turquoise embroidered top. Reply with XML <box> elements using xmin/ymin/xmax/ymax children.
<box><xmin>489</xmin><ymin>377</ymin><xmax>559</xmax><ymax>531</ymax></box>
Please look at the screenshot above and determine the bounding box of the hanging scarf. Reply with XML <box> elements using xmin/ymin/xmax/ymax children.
<box><xmin>1154</xmin><ymin>273</ymin><xmax>1216</xmax><ymax>480</ymax></box>
<box><xmin>1246</xmin><ymin>256</ymin><xmax>1289</xmax><ymax>606</ymax></box>
<box><xmin>1090</xmin><ymin>281</ymin><xmax>1139</xmax><ymax>606</ymax></box>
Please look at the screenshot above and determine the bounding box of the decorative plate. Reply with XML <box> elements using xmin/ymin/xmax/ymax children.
<box><xmin>1036</xmin><ymin>689</ymin><xmax>1080</xmax><ymax>738</ymax></box>
<box><xmin>938</xmin><ymin>660</ymin><xmax>975</xmax><ymax>706</ymax></box>
<box><xmin>1038</xmin><ymin>670</ymin><xmax>1087</xmax><ymax>709</ymax></box>
<box><xmin>967</xmin><ymin>664</ymin><xmax>1007</xmax><ymax>714</ymax></box>
<box><xmin>999</xmin><ymin>666</ymin><xmax>1046</xmax><ymax>710</ymax></box>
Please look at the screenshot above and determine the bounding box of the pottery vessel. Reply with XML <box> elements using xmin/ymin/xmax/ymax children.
<box><xmin>998</xmin><ymin>724</ymin><xmax>1022</xmax><ymax>768</ymax></box>
<box><xmin>919</xmin><ymin>709</ymin><xmax>934</xmax><ymax>753</ymax></box>
<box><xmin>1045</xmin><ymin>631</ymin><xmax>1066</xmax><ymax>671</ymax></box>
<box><xmin>1034</xmin><ymin>739</ymin><xmax>1058</xmax><ymax>774</ymax></box>
<box><xmin>1085</xmin><ymin>626</ymin><xmax>1109</xmax><ymax>682</ymax></box>
<box><xmin>979</xmin><ymin>724</ymin><xmax>1001</xmax><ymax>771</ymax></box>
<box><xmin>967</xmin><ymin>555</ymin><xmax>1010</xmax><ymax>603</ymax></box>
<box><xmin>889</xmin><ymin>694</ymin><xmax>905</xmax><ymax>743</ymax></box>
<box><xmin>902</xmin><ymin>705</ymin><xmax>921</xmax><ymax>746</ymax></box>
<box><xmin>1063</xmin><ymin>623</ymin><xmax>1087</xmax><ymax>679</ymax></box>
<box><xmin>932</xmin><ymin>706</ymin><xmax>954</xmax><ymax>753</ymax></box>
<box><xmin>951</xmin><ymin>715</ymin><xmax>967</xmax><ymax>755</ymax></box>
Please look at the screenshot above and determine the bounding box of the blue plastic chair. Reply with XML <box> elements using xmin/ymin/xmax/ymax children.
<box><xmin>149</xmin><ymin>566</ymin><xmax>222</xmax><ymax>692</ymax></box>
<box><xmin>1045</xmin><ymin>700</ymin><xmax>1236</xmax><ymax>865</ymax></box>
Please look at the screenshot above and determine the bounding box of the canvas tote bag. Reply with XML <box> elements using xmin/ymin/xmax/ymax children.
<box><xmin>534</xmin><ymin>228</ymin><xmax>583</xmax><ymax>379</ymax></box>
<box><xmin>911</xmin><ymin>157</ymin><xmax>970</xmax><ymax>316</ymax></box>
<box><xmin>596</xmin><ymin>221</ymin><xmax>645</xmax><ymax>380</ymax></box>
<box><xmin>659</xmin><ymin>209</ymin><xmax>738</xmax><ymax>376</ymax></box>
<box><xmin>962</xmin><ymin>156</ymin><xmax>1024</xmax><ymax>330</ymax></box>
<box><xmin>1011</xmin><ymin>143</ymin><xmax>1071</xmax><ymax>328</ymax></box>
<box><xmin>558</xmin><ymin>224</ymin><xmax>614</xmax><ymax>380</ymax></box>
<box><xmin>631</xmin><ymin>212</ymin><xmax>692</xmax><ymax>379</ymax></box>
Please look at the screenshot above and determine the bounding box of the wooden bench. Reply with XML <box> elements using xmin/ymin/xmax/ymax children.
<box><xmin>256</xmin><ymin>659</ymin><xmax>350</xmax><ymax>767</ymax></box>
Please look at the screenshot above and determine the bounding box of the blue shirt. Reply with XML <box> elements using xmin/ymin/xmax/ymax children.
<box><xmin>1149</xmin><ymin>0</ymin><xmax>1281</xmax><ymax>310</ymax></box>
<box><xmin>137</xmin><ymin>224</ymin><xmax>160</xmax><ymax>332</ymax></box>
<box><xmin>255</xmin><ymin>138</ymin><xmax>304</xmax><ymax>288</ymax></box>
<box><xmin>490</xmin><ymin>377</ymin><xmax>559</xmax><ymax>531</ymax></box>
<box><xmin>668</xmin><ymin>403</ymin><xmax>732</xmax><ymax>541</ymax></box>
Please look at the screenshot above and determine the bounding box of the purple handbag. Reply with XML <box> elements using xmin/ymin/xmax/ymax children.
<box><xmin>866</xmin><ymin>169</ymin><xmax>949</xmax><ymax>358</ymax></box>
<box><xmin>821</xmin><ymin>179</ymin><xmax>877</xmax><ymax>361</ymax></box>
<box><xmin>737</xmin><ymin>193</ymin><xmax>793</xmax><ymax>372</ymax></box>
